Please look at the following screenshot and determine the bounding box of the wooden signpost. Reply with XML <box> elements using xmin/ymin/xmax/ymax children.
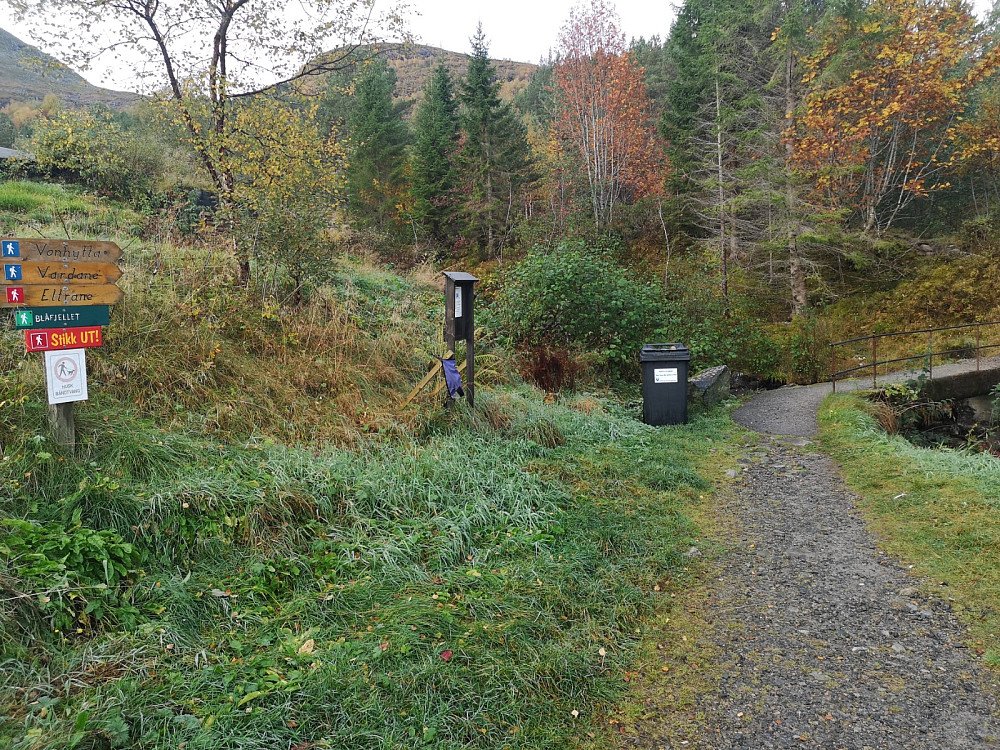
<box><xmin>14</xmin><ymin>306</ymin><xmax>112</xmax><ymax>329</ymax></box>
<box><xmin>3</xmin><ymin>285</ymin><xmax>124</xmax><ymax>306</ymax></box>
<box><xmin>7</xmin><ymin>260</ymin><xmax>123</xmax><ymax>284</ymax></box>
<box><xmin>3</xmin><ymin>237</ymin><xmax>124</xmax><ymax>453</ymax></box>
<box><xmin>25</xmin><ymin>326</ymin><xmax>103</xmax><ymax>352</ymax></box>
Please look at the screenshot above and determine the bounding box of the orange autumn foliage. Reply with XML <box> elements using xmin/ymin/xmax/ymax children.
<box><xmin>551</xmin><ymin>0</ymin><xmax>665</xmax><ymax>228</ymax></box>
<box><xmin>790</xmin><ymin>0</ymin><xmax>1000</xmax><ymax>234</ymax></box>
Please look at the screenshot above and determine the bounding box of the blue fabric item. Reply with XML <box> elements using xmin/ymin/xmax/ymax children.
<box><xmin>442</xmin><ymin>358</ymin><xmax>464</xmax><ymax>397</ymax></box>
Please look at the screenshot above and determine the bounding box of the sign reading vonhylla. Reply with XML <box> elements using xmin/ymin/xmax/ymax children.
<box><xmin>3</xmin><ymin>236</ymin><xmax>125</xmax><ymax>450</ymax></box>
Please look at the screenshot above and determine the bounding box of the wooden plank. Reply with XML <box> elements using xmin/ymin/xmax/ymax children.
<box><xmin>3</xmin><ymin>238</ymin><xmax>122</xmax><ymax>263</ymax></box>
<box><xmin>3</xmin><ymin>284</ymin><xmax>124</xmax><ymax>307</ymax></box>
<box><xmin>7</xmin><ymin>260</ymin><xmax>122</xmax><ymax>285</ymax></box>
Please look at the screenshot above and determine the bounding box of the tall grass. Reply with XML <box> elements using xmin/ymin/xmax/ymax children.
<box><xmin>0</xmin><ymin>389</ymin><xmax>720</xmax><ymax>749</ymax></box>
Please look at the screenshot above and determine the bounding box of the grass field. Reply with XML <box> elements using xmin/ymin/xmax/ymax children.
<box><xmin>0</xmin><ymin>384</ymin><xmax>732</xmax><ymax>749</ymax></box>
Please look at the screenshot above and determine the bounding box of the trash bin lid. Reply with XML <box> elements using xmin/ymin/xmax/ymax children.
<box><xmin>639</xmin><ymin>343</ymin><xmax>691</xmax><ymax>362</ymax></box>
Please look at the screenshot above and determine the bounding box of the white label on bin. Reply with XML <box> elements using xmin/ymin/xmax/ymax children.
<box><xmin>654</xmin><ymin>367</ymin><xmax>678</xmax><ymax>384</ymax></box>
<box><xmin>454</xmin><ymin>287</ymin><xmax>463</xmax><ymax>318</ymax></box>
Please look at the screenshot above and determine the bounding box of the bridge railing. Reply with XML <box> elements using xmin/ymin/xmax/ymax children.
<box><xmin>830</xmin><ymin>321</ymin><xmax>1000</xmax><ymax>392</ymax></box>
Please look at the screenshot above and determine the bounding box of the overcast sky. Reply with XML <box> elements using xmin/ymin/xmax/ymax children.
<box><xmin>1</xmin><ymin>0</ymin><xmax>995</xmax><ymax>91</ymax></box>
<box><xmin>410</xmin><ymin>0</ymin><xmax>676</xmax><ymax>63</ymax></box>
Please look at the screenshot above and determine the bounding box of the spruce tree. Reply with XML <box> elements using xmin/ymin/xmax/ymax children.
<box><xmin>457</xmin><ymin>25</ymin><xmax>534</xmax><ymax>256</ymax></box>
<box><xmin>346</xmin><ymin>59</ymin><xmax>411</xmax><ymax>237</ymax></box>
<box><xmin>411</xmin><ymin>63</ymin><xmax>460</xmax><ymax>243</ymax></box>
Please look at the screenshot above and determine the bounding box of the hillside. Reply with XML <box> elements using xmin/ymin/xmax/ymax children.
<box><xmin>0</xmin><ymin>27</ymin><xmax>138</xmax><ymax>108</ymax></box>
<box><xmin>0</xmin><ymin>181</ymin><xmax>721</xmax><ymax>750</ymax></box>
<box><xmin>382</xmin><ymin>43</ymin><xmax>536</xmax><ymax>103</ymax></box>
<box><xmin>303</xmin><ymin>43</ymin><xmax>537</xmax><ymax>107</ymax></box>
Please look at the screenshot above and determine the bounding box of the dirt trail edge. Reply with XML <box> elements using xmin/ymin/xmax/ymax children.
<box><xmin>624</xmin><ymin>438</ymin><xmax>1000</xmax><ymax>749</ymax></box>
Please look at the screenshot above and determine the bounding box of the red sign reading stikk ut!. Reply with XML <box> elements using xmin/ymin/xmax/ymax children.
<box><xmin>24</xmin><ymin>326</ymin><xmax>103</xmax><ymax>352</ymax></box>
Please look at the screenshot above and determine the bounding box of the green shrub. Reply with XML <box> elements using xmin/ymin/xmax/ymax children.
<box><xmin>1</xmin><ymin>511</ymin><xmax>141</xmax><ymax>633</ymax></box>
<box><xmin>494</xmin><ymin>243</ymin><xmax>659</xmax><ymax>371</ymax></box>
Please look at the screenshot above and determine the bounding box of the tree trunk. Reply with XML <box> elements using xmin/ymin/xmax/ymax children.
<box><xmin>715</xmin><ymin>78</ymin><xmax>729</xmax><ymax>314</ymax></box>
<box><xmin>784</xmin><ymin>46</ymin><xmax>807</xmax><ymax>316</ymax></box>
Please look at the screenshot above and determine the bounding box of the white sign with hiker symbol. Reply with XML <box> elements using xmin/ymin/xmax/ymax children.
<box><xmin>44</xmin><ymin>348</ymin><xmax>88</xmax><ymax>405</ymax></box>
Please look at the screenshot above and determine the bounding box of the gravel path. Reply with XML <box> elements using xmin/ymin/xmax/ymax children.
<box><xmin>624</xmin><ymin>366</ymin><xmax>1000</xmax><ymax>748</ymax></box>
<box><xmin>731</xmin><ymin>357</ymin><xmax>1000</xmax><ymax>437</ymax></box>
<box><xmin>635</xmin><ymin>440</ymin><xmax>1000</xmax><ymax>748</ymax></box>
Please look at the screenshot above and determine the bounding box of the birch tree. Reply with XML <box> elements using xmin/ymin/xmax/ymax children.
<box><xmin>552</xmin><ymin>0</ymin><xmax>662</xmax><ymax>230</ymax></box>
<box><xmin>7</xmin><ymin>0</ymin><xmax>406</xmax><ymax>283</ymax></box>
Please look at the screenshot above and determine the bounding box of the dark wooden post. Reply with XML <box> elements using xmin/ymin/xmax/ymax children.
<box><xmin>442</xmin><ymin>271</ymin><xmax>478</xmax><ymax>408</ymax></box>
<box><xmin>830</xmin><ymin>343</ymin><xmax>836</xmax><ymax>393</ymax></box>
<box><xmin>466</xmin><ymin>288</ymin><xmax>475</xmax><ymax>408</ymax></box>
<box><xmin>977</xmin><ymin>323</ymin><xmax>981</xmax><ymax>372</ymax></box>
<box><xmin>872</xmin><ymin>334</ymin><xmax>878</xmax><ymax>388</ymax></box>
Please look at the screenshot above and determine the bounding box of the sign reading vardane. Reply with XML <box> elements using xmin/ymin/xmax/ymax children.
<box><xmin>2</xmin><ymin>237</ymin><xmax>124</xmax><ymax>309</ymax></box>
<box><xmin>5</xmin><ymin>261</ymin><xmax>123</xmax><ymax>285</ymax></box>
<box><xmin>15</xmin><ymin>306</ymin><xmax>112</xmax><ymax>329</ymax></box>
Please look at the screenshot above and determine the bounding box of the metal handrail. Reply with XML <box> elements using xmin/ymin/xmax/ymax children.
<box><xmin>830</xmin><ymin>320</ymin><xmax>1000</xmax><ymax>392</ymax></box>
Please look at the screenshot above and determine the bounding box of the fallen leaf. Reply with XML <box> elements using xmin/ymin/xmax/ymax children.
<box><xmin>598</xmin><ymin>648</ymin><xmax>607</xmax><ymax>657</ymax></box>
<box><xmin>440</xmin><ymin>650</ymin><xmax>453</xmax><ymax>662</ymax></box>
<box><xmin>298</xmin><ymin>639</ymin><xmax>315</xmax><ymax>655</ymax></box>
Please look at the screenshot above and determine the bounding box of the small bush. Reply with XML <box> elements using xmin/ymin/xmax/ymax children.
<box><xmin>494</xmin><ymin>243</ymin><xmax>659</xmax><ymax>373</ymax></box>
<box><xmin>517</xmin><ymin>346</ymin><xmax>580</xmax><ymax>392</ymax></box>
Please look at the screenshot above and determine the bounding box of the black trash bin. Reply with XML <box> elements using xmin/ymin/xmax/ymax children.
<box><xmin>640</xmin><ymin>343</ymin><xmax>691</xmax><ymax>425</ymax></box>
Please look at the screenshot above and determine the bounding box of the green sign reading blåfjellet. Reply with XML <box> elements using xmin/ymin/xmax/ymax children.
<box><xmin>14</xmin><ymin>306</ymin><xmax>111</xmax><ymax>329</ymax></box>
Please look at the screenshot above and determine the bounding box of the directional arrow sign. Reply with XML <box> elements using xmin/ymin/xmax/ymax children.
<box><xmin>25</xmin><ymin>326</ymin><xmax>103</xmax><ymax>352</ymax></box>
<box><xmin>14</xmin><ymin>306</ymin><xmax>111</xmax><ymax>329</ymax></box>
<box><xmin>2</xmin><ymin>238</ymin><xmax>122</xmax><ymax>263</ymax></box>
<box><xmin>2</xmin><ymin>284</ymin><xmax>123</xmax><ymax>308</ymax></box>
<box><xmin>12</xmin><ymin>261</ymin><xmax>122</xmax><ymax>285</ymax></box>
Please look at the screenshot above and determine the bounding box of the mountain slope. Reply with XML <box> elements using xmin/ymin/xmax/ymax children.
<box><xmin>382</xmin><ymin>43</ymin><xmax>536</xmax><ymax>103</ymax></box>
<box><xmin>0</xmin><ymin>27</ymin><xmax>138</xmax><ymax>108</ymax></box>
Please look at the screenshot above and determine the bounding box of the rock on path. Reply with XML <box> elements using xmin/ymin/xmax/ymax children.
<box><xmin>629</xmin><ymin>439</ymin><xmax>1000</xmax><ymax>749</ymax></box>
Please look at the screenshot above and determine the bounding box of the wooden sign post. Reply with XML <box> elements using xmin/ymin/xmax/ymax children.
<box><xmin>443</xmin><ymin>271</ymin><xmax>478</xmax><ymax>408</ymax></box>
<box><xmin>2</xmin><ymin>237</ymin><xmax>124</xmax><ymax>453</ymax></box>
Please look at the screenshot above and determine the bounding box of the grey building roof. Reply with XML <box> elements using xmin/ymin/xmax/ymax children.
<box><xmin>0</xmin><ymin>147</ymin><xmax>34</xmax><ymax>160</ymax></box>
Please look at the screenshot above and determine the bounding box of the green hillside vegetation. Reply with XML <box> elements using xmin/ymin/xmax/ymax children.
<box><xmin>0</xmin><ymin>184</ymin><xmax>735</xmax><ymax>750</ymax></box>
<box><xmin>298</xmin><ymin>43</ymin><xmax>535</xmax><ymax>118</ymax></box>
<box><xmin>384</xmin><ymin>44</ymin><xmax>536</xmax><ymax>108</ymax></box>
